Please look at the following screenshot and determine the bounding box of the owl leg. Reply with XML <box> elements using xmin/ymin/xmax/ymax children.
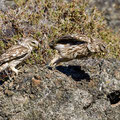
<box><xmin>9</xmin><ymin>66</ymin><xmax>19</xmax><ymax>75</ymax></box>
<box><xmin>48</xmin><ymin>54</ymin><xmax>62</xmax><ymax>67</ymax></box>
<box><xmin>0</xmin><ymin>63</ymin><xmax>13</xmax><ymax>81</ymax></box>
<box><xmin>5</xmin><ymin>70</ymin><xmax>13</xmax><ymax>81</ymax></box>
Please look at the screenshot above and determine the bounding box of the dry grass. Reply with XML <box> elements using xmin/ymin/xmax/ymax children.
<box><xmin>0</xmin><ymin>0</ymin><xmax>120</xmax><ymax>65</ymax></box>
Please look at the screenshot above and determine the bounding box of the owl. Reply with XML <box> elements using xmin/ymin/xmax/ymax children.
<box><xmin>49</xmin><ymin>34</ymin><xmax>106</xmax><ymax>66</ymax></box>
<box><xmin>0</xmin><ymin>37</ymin><xmax>39</xmax><ymax>75</ymax></box>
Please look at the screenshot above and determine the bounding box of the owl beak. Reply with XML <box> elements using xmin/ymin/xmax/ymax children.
<box><xmin>49</xmin><ymin>41</ymin><xmax>55</xmax><ymax>49</ymax></box>
<box><xmin>33</xmin><ymin>41</ymin><xmax>39</xmax><ymax>48</ymax></box>
<box><xmin>100</xmin><ymin>44</ymin><xmax>106</xmax><ymax>52</ymax></box>
<box><xmin>35</xmin><ymin>43</ymin><xmax>39</xmax><ymax>49</ymax></box>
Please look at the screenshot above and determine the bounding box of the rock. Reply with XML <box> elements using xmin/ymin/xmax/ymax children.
<box><xmin>11</xmin><ymin>94</ymin><xmax>29</xmax><ymax>107</ymax></box>
<box><xmin>8</xmin><ymin>82</ymin><xmax>13</xmax><ymax>89</ymax></box>
<box><xmin>89</xmin><ymin>0</ymin><xmax>120</xmax><ymax>31</ymax></box>
<box><xmin>0</xmin><ymin>58</ymin><xmax>120</xmax><ymax>120</ymax></box>
<box><xmin>0</xmin><ymin>116</ymin><xmax>4</xmax><ymax>120</ymax></box>
<box><xmin>114</xmin><ymin>68</ymin><xmax>120</xmax><ymax>80</ymax></box>
<box><xmin>0</xmin><ymin>0</ymin><xmax>16</xmax><ymax>12</ymax></box>
<box><xmin>31</xmin><ymin>76</ymin><xmax>41</xmax><ymax>87</ymax></box>
<box><xmin>4</xmin><ymin>89</ymin><xmax>14</xmax><ymax>96</ymax></box>
<box><xmin>73</xmin><ymin>58</ymin><xmax>120</xmax><ymax>94</ymax></box>
<box><xmin>0</xmin><ymin>0</ymin><xmax>7</xmax><ymax>11</ymax></box>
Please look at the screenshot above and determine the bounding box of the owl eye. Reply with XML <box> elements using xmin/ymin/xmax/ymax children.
<box><xmin>31</xmin><ymin>41</ymin><xmax>35</xmax><ymax>44</ymax></box>
<box><xmin>30</xmin><ymin>41</ymin><xmax>39</xmax><ymax>47</ymax></box>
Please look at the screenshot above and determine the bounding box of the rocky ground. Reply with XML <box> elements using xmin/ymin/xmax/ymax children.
<box><xmin>0</xmin><ymin>0</ymin><xmax>120</xmax><ymax>120</ymax></box>
<box><xmin>89</xmin><ymin>0</ymin><xmax>120</xmax><ymax>32</ymax></box>
<box><xmin>0</xmin><ymin>58</ymin><xmax>120</xmax><ymax>120</ymax></box>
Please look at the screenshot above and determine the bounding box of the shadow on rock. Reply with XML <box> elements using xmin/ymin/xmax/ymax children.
<box><xmin>107</xmin><ymin>90</ymin><xmax>120</xmax><ymax>105</ymax></box>
<box><xmin>56</xmin><ymin>65</ymin><xmax>90</xmax><ymax>82</ymax></box>
<box><xmin>0</xmin><ymin>71</ymin><xmax>10</xmax><ymax>85</ymax></box>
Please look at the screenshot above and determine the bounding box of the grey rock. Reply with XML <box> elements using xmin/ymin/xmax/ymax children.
<box><xmin>0</xmin><ymin>0</ymin><xmax>16</xmax><ymax>12</ymax></box>
<box><xmin>89</xmin><ymin>0</ymin><xmax>120</xmax><ymax>31</ymax></box>
<box><xmin>0</xmin><ymin>58</ymin><xmax>119</xmax><ymax>120</ymax></box>
<box><xmin>75</xmin><ymin>59</ymin><xmax>120</xmax><ymax>94</ymax></box>
<box><xmin>0</xmin><ymin>0</ymin><xmax>7</xmax><ymax>11</ymax></box>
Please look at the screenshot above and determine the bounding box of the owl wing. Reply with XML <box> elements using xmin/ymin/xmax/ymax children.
<box><xmin>57</xmin><ymin>35</ymin><xmax>88</xmax><ymax>44</ymax></box>
<box><xmin>0</xmin><ymin>45</ymin><xmax>29</xmax><ymax>65</ymax></box>
<box><xmin>49</xmin><ymin>34</ymin><xmax>89</xmax><ymax>49</ymax></box>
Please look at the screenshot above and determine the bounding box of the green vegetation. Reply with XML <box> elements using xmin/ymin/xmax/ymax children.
<box><xmin>0</xmin><ymin>0</ymin><xmax>120</xmax><ymax>65</ymax></box>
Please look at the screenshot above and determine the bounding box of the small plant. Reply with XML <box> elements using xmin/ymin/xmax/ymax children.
<box><xmin>0</xmin><ymin>0</ymin><xmax>119</xmax><ymax>65</ymax></box>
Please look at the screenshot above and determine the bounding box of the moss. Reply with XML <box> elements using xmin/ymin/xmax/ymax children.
<box><xmin>0</xmin><ymin>0</ymin><xmax>120</xmax><ymax>65</ymax></box>
<box><xmin>14</xmin><ymin>0</ymin><xmax>27</xmax><ymax>6</ymax></box>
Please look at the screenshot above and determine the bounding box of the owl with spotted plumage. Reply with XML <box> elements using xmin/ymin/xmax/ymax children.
<box><xmin>49</xmin><ymin>34</ymin><xmax>106</xmax><ymax>66</ymax></box>
<box><xmin>0</xmin><ymin>37</ymin><xmax>39</xmax><ymax>75</ymax></box>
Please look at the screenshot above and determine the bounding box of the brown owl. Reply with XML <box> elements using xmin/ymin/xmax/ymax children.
<box><xmin>48</xmin><ymin>34</ymin><xmax>106</xmax><ymax>67</ymax></box>
<box><xmin>0</xmin><ymin>37</ymin><xmax>39</xmax><ymax>75</ymax></box>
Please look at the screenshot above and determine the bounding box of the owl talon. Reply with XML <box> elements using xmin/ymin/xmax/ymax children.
<box><xmin>46</xmin><ymin>62</ymin><xmax>55</xmax><ymax>70</ymax></box>
<box><xmin>10</xmin><ymin>66</ymin><xmax>19</xmax><ymax>75</ymax></box>
<box><xmin>46</xmin><ymin>63</ymin><xmax>51</xmax><ymax>68</ymax></box>
<box><xmin>14</xmin><ymin>70</ymin><xmax>19</xmax><ymax>76</ymax></box>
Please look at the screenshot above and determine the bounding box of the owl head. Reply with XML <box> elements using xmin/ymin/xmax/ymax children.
<box><xmin>87</xmin><ymin>42</ymin><xmax>106</xmax><ymax>53</ymax></box>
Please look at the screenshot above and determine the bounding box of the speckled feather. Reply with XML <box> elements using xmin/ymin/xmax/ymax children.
<box><xmin>49</xmin><ymin>34</ymin><xmax>89</xmax><ymax>48</ymax></box>
<box><xmin>0</xmin><ymin>37</ymin><xmax>38</xmax><ymax>75</ymax></box>
<box><xmin>0</xmin><ymin>45</ymin><xmax>28</xmax><ymax>65</ymax></box>
<box><xmin>49</xmin><ymin>34</ymin><xmax>106</xmax><ymax>66</ymax></box>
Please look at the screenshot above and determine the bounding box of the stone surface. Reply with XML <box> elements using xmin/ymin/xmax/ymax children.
<box><xmin>89</xmin><ymin>0</ymin><xmax>120</xmax><ymax>31</ymax></box>
<box><xmin>0</xmin><ymin>58</ymin><xmax>119</xmax><ymax>120</ymax></box>
<box><xmin>0</xmin><ymin>0</ymin><xmax>16</xmax><ymax>11</ymax></box>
